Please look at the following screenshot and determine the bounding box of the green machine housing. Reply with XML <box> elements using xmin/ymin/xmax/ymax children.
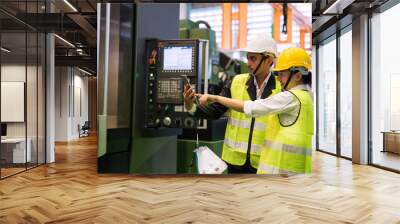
<box><xmin>177</xmin><ymin>20</ymin><xmax>227</xmax><ymax>173</ymax></box>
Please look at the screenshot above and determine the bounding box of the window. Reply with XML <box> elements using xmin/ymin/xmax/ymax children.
<box><xmin>339</xmin><ymin>28</ymin><xmax>352</xmax><ymax>158</ymax></box>
<box><xmin>317</xmin><ymin>36</ymin><xmax>337</xmax><ymax>154</ymax></box>
<box><xmin>371</xmin><ymin>3</ymin><xmax>400</xmax><ymax>171</ymax></box>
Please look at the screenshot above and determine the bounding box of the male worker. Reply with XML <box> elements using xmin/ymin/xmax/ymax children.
<box><xmin>183</xmin><ymin>35</ymin><xmax>280</xmax><ymax>173</ymax></box>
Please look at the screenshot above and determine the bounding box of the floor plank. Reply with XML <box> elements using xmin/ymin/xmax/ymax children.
<box><xmin>1</xmin><ymin>135</ymin><xmax>400</xmax><ymax>223</ymax></box>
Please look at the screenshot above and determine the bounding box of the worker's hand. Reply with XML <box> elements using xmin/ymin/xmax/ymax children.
<box><xmin>183</xmin><ymin>84</ymin><xmax>195</xmax><ymax>111</ymax></box>
<box><xmin>197</xmin><ymin>94</ymin><xmax>208</xmax><ymax>106</ymax></box>
<box><xmin>197</xmin><ymin>94</ymin><xmax>218</xmax><ymax>106</ymax></box>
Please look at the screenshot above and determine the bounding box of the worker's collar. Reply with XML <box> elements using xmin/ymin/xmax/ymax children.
<box><xmin>252</xmin><ymin>72</ymin><xmax>271</xmax><ymax>89</ymax></box>
<box><xmin>246</xmin><ymin>71</ymin><xmax>272</xmax><ymax>86</ymax></box>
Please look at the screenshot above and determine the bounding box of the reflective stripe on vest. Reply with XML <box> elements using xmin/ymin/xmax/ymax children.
<box><xmin>224</xmin><ymin>138</ymin><xmax>262</xmax><ymax>154</ymax></box>
<box><xmin>257</xmin><ymin>163</ymin><xmax>298</xmax><ymax>175</ymax></box>
<box><xmin>264</xmin><ymin>140</ymin><xmax>312</xmax><ymax>156</ymax></box>
<box><xmin>228</xmin><ymin>117</ymin><xmax>266</xmax><ymax>132</ymax></box>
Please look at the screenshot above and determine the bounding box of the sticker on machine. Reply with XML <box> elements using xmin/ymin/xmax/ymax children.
<box><xmin>175</xmin><ymin>105</ymin><xmax>183</xmax><ymax>112</ymax></box>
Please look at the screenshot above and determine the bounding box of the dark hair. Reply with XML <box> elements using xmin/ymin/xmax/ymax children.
<box><xmin>302</xmin><ymin>72</ymin><xmax>312</xmax><ymax>85</ymax></box>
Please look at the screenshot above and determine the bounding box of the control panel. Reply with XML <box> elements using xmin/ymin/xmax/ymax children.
<box><xmin>144</xmin><ymin>39</ymin><xmax>207</xmax><ymax>129</ymax></box>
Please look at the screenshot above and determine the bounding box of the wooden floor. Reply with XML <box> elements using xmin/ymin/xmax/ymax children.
<box><xmin>0</xmin><ymin>167</ymin><xmax>26</xmax><ymax>178</ymax></box>
<box><xmin>1</xmin><ymin>163</ymin><xmax>44</xmax><ymax>178</ymax></box>
<box><xmin>1</xmin><ymin>136</ymin><xmax>400</xmax><ymax>223</ymax></box>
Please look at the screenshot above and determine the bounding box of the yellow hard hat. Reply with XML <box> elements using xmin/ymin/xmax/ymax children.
<box><xmin>273</xmin><ymin>47</ymin><xmax>311</xmax><ymax>72</ymax></box>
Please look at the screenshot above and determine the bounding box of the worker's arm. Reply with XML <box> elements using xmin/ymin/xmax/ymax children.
<box><xmin>184</xmin><ymin>80</ymin><xmax>231</xmax><ymax>120</ymax></box>
<box><xmin>199</xmin><ymin>91</ymin><xmax>299</xmax><ymax>118</ymax></box>
<box><xmin>199</xmin><ymin>94</ymin><xmax>244</xmax><ymax>113</ymax></box>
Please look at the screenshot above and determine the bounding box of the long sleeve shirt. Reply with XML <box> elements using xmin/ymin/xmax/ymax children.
<box><xmin>189</xmin><ymin>73</ymin><xmax>277</xmax><ymax>119</ymax></box>
<box><xmin>243</xmin><ymin>84</ymin><xmax>312</xmax><ymax>124</ymax></box>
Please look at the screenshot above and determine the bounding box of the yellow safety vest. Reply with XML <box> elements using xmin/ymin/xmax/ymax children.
<box><xmin>257</xmin><ymin>89</ymin><xmax>314</xmax><ymax>174</ymax></box>
<box><xmin>222</xmin><ymin>74</ymin><xmax>280</xmax><ymax>168</ymax></box>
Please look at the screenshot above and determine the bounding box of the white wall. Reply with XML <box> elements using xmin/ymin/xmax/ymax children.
<box><xmin>72</xmin><ymin>72</ymin><xmax>89</xmax><ymax>138</ymax></box>
<box><xmin>55</xmin><ymin>67</ymin><xmax>69</xmax><ymax>141</ymax></box>
<box><xmin>55</xmin><ymin>67</ymin><xmax>89</xmax><ymax>141</ymax></box>
<box><xmin>1</xmin><ymin>65</ymin><xmax>26</xmax><ymax>81</ymax></box>
<box><xmin>1</xmin><ymin>82</ymin><xmax>25</xmax><ymax>122</ymax></box>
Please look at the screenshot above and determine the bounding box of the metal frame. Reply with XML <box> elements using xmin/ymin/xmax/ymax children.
<box><xmin>0</xmin><ymin>24</ymin><xmax>2</xmax><ymax>179</ymax></box>
<box><xmin>315</xmin><ymin>44</ymin><xmax>319</xmax><ymax>152</ymax></box>
<box><xmin>367</xmin><ymin>10</ymin><xmax>373</xmax><ymax>166</ymax></box>
<box><xmin>25</xmin><ymin>3</ymin><xmax>28</xmax><ymax>171</ymax></box>
<box><xmin>336</xmin><ymin>19</ymin><xmax>341</xmax><ymax>158</ymax></box>
<box><xmin>221</xmin><ymin>3</ymin><xmax>248</xmax><ymax>49</ymax></box>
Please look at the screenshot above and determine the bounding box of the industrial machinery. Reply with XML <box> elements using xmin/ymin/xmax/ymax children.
<box><xmin>98</xmin><ymin>8</ymin><xmax>248</xmax><ymax>174</ymax></box>
<box><xmin>177</xmin><ymin>20</ymin><xmax>228</xmax><ymax>173</ymax></box>
<box><xmin>179</xmin><ymin>19</ymin><xmax>248</xmax><ymax>96</ymax></box>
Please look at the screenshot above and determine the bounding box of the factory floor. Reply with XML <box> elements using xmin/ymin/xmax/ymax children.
<box><xmin>0</xmin><ymin>135</ymin><xmax>400</xmax><ymax>223</ymax></box>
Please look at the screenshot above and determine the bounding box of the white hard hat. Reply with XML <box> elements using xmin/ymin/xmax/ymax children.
<box><xmin>241</xmin><ymin>35</ymin><xmax>277</xmax><ymax>58</ymax></box>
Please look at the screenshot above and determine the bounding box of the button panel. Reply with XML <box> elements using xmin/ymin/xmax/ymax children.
<box><xmin>144</xmin><ymin>39</ymin><xmax>201</xmax><ymax>129</ymax></box>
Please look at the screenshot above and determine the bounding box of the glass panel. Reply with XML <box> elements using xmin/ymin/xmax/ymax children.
<box><xmin>312</xmin><ymin>46</ymin><xmax>317</xmax><ymax>150</ymax></box>
<box><xmin>107</xmin><ymin>4</ymin><xmax>133</xmax><ymax>129</ymax></box>
<box><xmin>1</xmin><ymin>31</ymin><xmax>27</xmax><ymax>177</ymax></box>
<box><xmin>38</xmin><ymin>32</ymin><xmax>45</xmax><ymax>165</ymax></box>
<box><xmin>371</xmin><ymin>3</ymin><xmax>400</xmax><ymax>171</ymax></box>
<box><xmin>98</xmin><ymin>4</ymin><xmax>133</xmax><ymax>135</ymax></box>
<box><xmin>339</xmin><ymin>29</ymin><xmax>352</xmax><ymax>158</ymax></box>
<box><xmin>27</xmin><ymin>31</ymin><xmax>38</xmax><ymax>169</ymax></box>
<box><xmin>317</xmin><ymin>36</ymin><xmax>337</xmax><ymax>154</ymax></box>
<box><xmin>97</xmin><ymin>4</ymin><xmax>134</xmax><ymax>172</ymax></box>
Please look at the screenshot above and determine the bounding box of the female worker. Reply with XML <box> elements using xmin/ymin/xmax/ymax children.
<box><xmin>198</xmin><ymin>47</ymin><xmax>314</xmax><ymax>174</ymax></box>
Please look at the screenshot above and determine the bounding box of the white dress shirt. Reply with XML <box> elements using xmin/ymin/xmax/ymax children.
<box><xmin>243</xmin><ymin>84</ymin><xmax>312</xmax><ymax>125</ymax></box>
<box><xmin>253</xmin><ymin>72</ymin><xmax>271</xmax><ymax>100</ymax></box>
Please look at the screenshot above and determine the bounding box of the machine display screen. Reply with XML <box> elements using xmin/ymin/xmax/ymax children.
<box><xmin>163</xmin><ymin>46</ymin><xmax>193</xmax><ymax>71</ymax></box>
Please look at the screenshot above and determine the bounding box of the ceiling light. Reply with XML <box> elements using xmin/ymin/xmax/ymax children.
<box><xmin>63</xmin><ymin>0</ymin><xmax>78</xmax><ymax>12</ymax></box>
<box><xmin>54</xmin><ymin>34</ymin><xmax>75</xmax><ymax>48</ymax></box>
<box><xmin>78</xmin><ymin>67</ymin><xmax>93</xmax><ymax>76</ymax></box>
<box><xmin>322</xmin><ymin>0</ymin><xmax>355</xmax><ymax>15</ymax></box>
<box><xmin>1</xmin><ymin>47</ymin><xmax>11</xmax><ymax>53</ymax></box>
<box><xmin>323</xmin><ymin>0</ymin><xmax>341</xmax><ymax>14</ymax></box>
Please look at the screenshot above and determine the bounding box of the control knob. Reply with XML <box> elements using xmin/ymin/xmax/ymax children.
<box><xmin>163</xmin><ymin>117</ymin><xmax>172</xmax><ymax>126</ymax></box>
